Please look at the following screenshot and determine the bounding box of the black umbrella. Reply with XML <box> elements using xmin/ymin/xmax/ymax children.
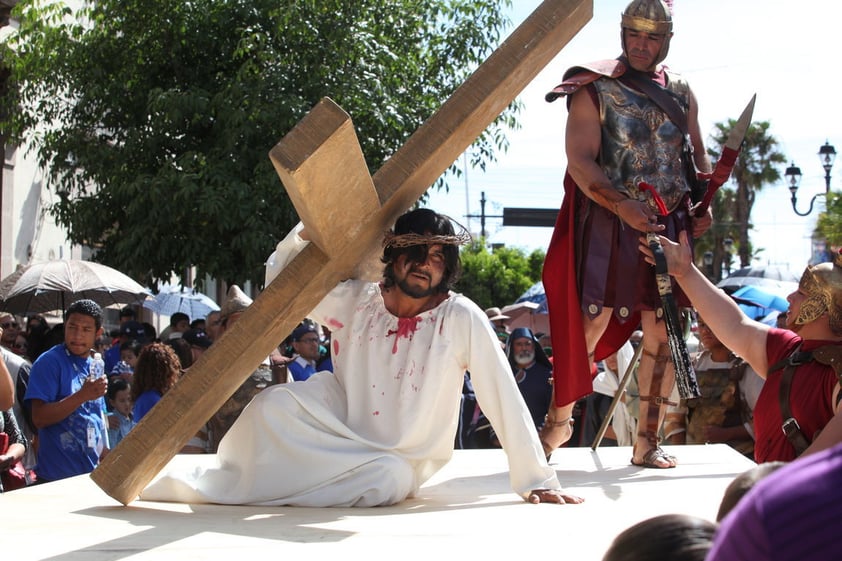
<box><xmin>0</xmin><ymin>260</ymin><xmax>150</xmax><ymax>315</ymax></box>
<box><xmin>717</xmin><ymin>265</ymin><xmax>800</xmax><ymax>295</ymax></box>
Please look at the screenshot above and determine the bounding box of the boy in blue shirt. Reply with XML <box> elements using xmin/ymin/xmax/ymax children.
<box><xmin>24</xmin><ymin>299</ymin><xmax>109</xmax><ymax>482</ymax></box>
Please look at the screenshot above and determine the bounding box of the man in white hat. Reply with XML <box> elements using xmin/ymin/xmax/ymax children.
<box><xmin>485</xmin><ymin>306</ymin><xmax>511</xmax><ymax>343</ymax></box>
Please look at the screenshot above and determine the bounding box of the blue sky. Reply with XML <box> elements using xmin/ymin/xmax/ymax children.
<box><xmin>426</xmin><ymin>0</ymin><xmax>841</xmax><ymax>272</ymax></box>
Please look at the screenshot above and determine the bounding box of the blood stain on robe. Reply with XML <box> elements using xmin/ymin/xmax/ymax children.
<box><xmin>387</xmin><ymin>316</ymin><xmax>423</xmax><ymax>354</ymax></box>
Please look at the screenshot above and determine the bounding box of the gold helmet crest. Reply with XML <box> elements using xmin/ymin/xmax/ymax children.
<box><xmin>621</xmin><ymin>0</ymin><xmax>673</xmax><ymax>70</ymax></box>
<box><xmin>794</xmin><ymin>251</ymin><xmax>842</xmax><ymax>334</ymax></box>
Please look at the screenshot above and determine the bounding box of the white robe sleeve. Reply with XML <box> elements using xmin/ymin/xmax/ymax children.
<box><xmin>459</xmin><ymin>299</ymin><xmax>561</xmax><ymax>497</ymax></box>
<box><xmin>265</xmin><ymin>222</ymin><xmax>308</xmax><ymax>286</ymax></box>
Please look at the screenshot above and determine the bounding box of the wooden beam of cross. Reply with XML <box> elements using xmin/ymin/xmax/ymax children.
<box><xmin>91</xmin><ymin>0</ymin><xmax>592</xmax><ymax>505</ymax></box>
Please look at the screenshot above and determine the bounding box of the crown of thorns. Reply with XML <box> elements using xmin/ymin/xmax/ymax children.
<box><xmin>382</xmin><ymin>222</ymin><xmax>472</xmax><ymax>249</ymax></box>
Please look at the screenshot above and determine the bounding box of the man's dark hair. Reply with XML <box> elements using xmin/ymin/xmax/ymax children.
<box><xmin>65</xmin><ymin>299</ymin><xmax>104</xmax><ymax>330</ymax></box>
<box><xmin>602</xmin><ymin>514</ymin><xmax>716</xmax><ymax>561</ymax></box>
<box><xmin>170</xmin><ymin>312</ymin><xmax>190</xmax><ymax>327</ymax></box>
<box><xmin>381</xmin><ymin>209</ymin><xmax>462</xmax><ymax>294</ymax></box>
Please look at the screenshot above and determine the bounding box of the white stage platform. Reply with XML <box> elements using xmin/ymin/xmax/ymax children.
<box><xmin>5</xmin><ymin>444</ymin><xmax>753</xmax><ymax>561</ymax></box>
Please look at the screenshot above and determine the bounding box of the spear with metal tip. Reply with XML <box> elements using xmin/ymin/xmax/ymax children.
<box><xmin>694</xmin><ymin>94</ymin><xmax>757</xmax><ymax>217</ymax></box>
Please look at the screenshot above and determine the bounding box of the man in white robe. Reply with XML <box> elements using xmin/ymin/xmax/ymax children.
<box><xmin>141</xmin><ymin>209</ymin><xmax>583</xmax><ymax>507</ymax></box>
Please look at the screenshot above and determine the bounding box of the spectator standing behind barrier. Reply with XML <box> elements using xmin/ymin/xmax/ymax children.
<box><xmin>505</xmin><ymin>328</ymin><xmax>553</xmax><ymax>433</ymax></box>
<box><xmin>0</xmin><ymin>339</ymin><xmax>13</xmax><ymax>411</ymax></box>
<box><xmin>583</xmin><ymin>341</ymin><xmax>637</xmax><ymax>447</ymax></box>
<box><xmin>131</xmin><ymin>342</ymin><xmax>180</xmax><ymax>422</ymax></box>
<box><xmin>0</xmin><ymin>407</ymin><xmax>30</xmax><ymax>491</ymax></box>
<box><xmin>105</xmin><ymin>320</ymin><xmax>147</xmax><ymax>374</ymax></box>
<box><xmin>23</xmin><ymin>299</ymin><xmax>109</xmax><ymax>483</ymax></box>
<box><xmin>160</xmin><ymin>312</ymin><xmax>190</xmax><ymax>341</ymax></box>
<box><xmin>106</xmin><ymin>378</ymin><xmax>135</xmax><ymax>447</ymax></box>
<box><xmin>664</xmin><ymin>314</ymin><xmax>765</xmax><ymax>458</ymax></box>
<box><xmin>287</xmin><ymin>322</ymin><xmax>322</xmax><ymax>381</ymax></box>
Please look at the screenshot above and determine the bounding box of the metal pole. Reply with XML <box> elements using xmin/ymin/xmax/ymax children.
<box><xmin>591</xmin><ymin>341</ymin><xmax>644</xmax><ymax>451</ymax></box>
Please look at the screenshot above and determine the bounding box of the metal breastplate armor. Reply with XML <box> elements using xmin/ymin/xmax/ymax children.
<box><xmin>686</xmin><ymin>361</ymin><xmax>753</xmax><ymax>455</ymax></box>
<box><xmin>594</xmin><ymin>74</ymin><xmax>693</xmax><ymax>213</ymax></box>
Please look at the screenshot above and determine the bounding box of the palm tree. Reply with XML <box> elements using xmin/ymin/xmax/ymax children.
<box><xmin>704</xmin><ymin>120</ymin><xmax>786</xmax><ymax>271</ymax></box>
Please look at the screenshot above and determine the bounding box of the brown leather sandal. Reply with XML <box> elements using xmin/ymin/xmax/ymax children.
<box><xmin>631</xmin><ymin>445</ymin><xmax>676</xmax><ymax>469</ymax></box>
<box><xmin>539</xmin><ymin>415</ymin><xmax>574</xmax><ymax>461</ymax></box>
<box><xmin>631</xmin><ymin>429</ymin><xmax>676</xmax><ymax>469</ymax></box>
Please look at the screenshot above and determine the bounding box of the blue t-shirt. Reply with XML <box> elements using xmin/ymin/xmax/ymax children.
<box><xmin>24</xmin><ymin>344</ymin><xmax>107</xmax><ymax>482</ymax></box>
<box><xmin>104</xmin><ymin>343</ymin><xmax>121</xmax><ymax>374</ymax></box>
<box><xmin>132</xmin><ymin>390</ymin><xmax>162</xmax><ymax>422</ymax></box>
<box><xmin>288</xmin><ymin>357</ymin><xmax>317</xmax><ymax>381</ymax></box>
<box><xmin>106</xmin><ymin>412</ymin><xmax>136</xmax><ymax>447</ymax></box>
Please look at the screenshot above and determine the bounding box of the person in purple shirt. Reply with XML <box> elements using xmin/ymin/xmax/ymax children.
<box><xmin>708</xmin><ymin>441</ymin><xmax>842</xmax><ymax>561</ymax></box>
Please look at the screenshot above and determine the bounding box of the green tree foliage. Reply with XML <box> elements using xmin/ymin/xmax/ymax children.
<box><xmin>0</xmin><ymin>0</ymin><xmax>517</xmax><ymax>288</ymax></box>
<box><xmin>701</xmin><ymin>120</ymin><xmax>785</xmax><ymax>277</ymax></box>
<box><xmin>456</xmin><ymin>240</ymin><xmax>544</xmax><ymax>311</ymax></box>
<box><xmin>816</xmin><ymin>193</ymin><xmax>842</xmax><ymax>250</ymax></box>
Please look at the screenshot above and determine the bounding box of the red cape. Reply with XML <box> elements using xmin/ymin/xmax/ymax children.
<box><xmin>542</xmin><ymin>173</ymin><xmax>640</xmax><ymax>406</ymax></box>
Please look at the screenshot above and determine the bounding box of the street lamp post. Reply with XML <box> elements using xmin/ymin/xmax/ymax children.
<box><xmin>723</xmin><ymin>237</ymin><xmax>734</xmax><ymax>276</ymax></box>
<box><xmin>788</xmin><ymin>140</ymin><xmax>837</xmax><ymax>216</ymax></box>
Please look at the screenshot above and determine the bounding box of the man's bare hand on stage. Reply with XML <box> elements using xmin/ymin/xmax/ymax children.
<box><xmin>527</xmin><ymin>488</ymin><xmax>585</xmax><ymax>504</ymax></box>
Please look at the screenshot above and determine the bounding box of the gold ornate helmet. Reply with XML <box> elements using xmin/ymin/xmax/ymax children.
<box><xmin>794</xmin><ymin>251</ymin><xmax>842</xmax><ymax>334</ymax></box>
<box><xmin>621</xmin><ymin>0</ymin><xmax>673</xmax><ymax>70</ymax></box>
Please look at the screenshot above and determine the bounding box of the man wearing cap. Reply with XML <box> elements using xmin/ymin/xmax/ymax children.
<box><xmin>182</xmin><ymin>328</ymin><xmax>212</xmax><ymax>365</ymax></box>
<box><xmin>205</xmin><ymin>285</ymin><xmax>277</xmax><ymax>453</ymax></box>
<box><xmin>142</xmin><ymin>208</ymin><xmax>581</xmax><ymax>507</ymax></box>
<box><xmin>642</xmin><ymin>232</ymin><xmax>842</xmax><ymax>463</ymax></box>
<box><xmin>287</xmin><ymin>323</ymin><xmax>323</xmax><ymax>382</ymax></box>
<box><xmin>540</xmin><ymin>0</ymin><xmax>713</xmax><ymax>468</ymax></box>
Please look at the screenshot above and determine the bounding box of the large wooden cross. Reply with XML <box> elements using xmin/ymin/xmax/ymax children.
<box><xmin>91</xmin><ymin>0</ymin><xmax>592</xmax><ymax>505</ymax></box>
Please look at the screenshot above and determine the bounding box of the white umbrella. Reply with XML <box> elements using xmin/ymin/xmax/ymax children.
<box><xmin>0</xmin><ymin>260</ymin><xmax>150</xmax><ymax>314</ymax></box>
<box><xmin>144</xmin><ymin>285</ymin><xmax>219</xmax><ymax>320</ymax></box>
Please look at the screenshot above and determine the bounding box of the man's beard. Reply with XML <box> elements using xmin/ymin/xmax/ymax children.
<box><xmin>514</xmin><ymin>350</ymin><xmax>535</xmax><ymax>366</ymax></box>
<box><xmin>396</xmin><ymin>268</ymin><xmax>439</xmax><ymax>299</ymax></box>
